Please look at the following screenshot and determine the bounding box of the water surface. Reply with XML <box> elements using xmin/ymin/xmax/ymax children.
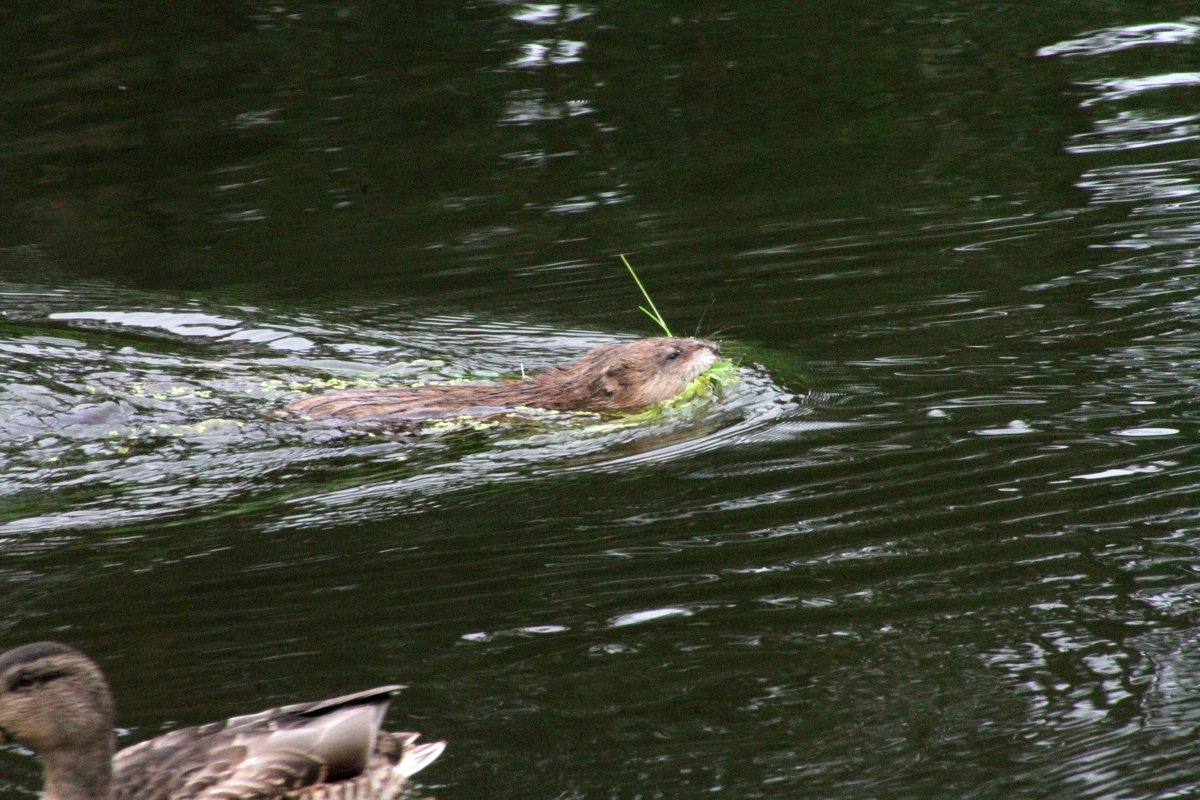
<box><xmin>4</xmin><ymin>3</ymin><xmax>1200</xmax><ymax>799</ymax></box>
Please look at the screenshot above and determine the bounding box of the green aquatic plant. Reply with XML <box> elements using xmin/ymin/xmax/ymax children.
<box><xmin>618</xmin><ymin>357</ymin><xmax>739</xmax><ymax>423</ymax></box>
<box><xmin>620</xmin><ymin>254</ymin><xmax>672</xmax><ymax>336</ymax></box>
<box><xmin>674</xmin><ymin>357</ymin><xmax>739</xmax><ymax>403</ymax></box>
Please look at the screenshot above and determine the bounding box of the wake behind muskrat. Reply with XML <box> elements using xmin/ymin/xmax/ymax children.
<box><xmin>287</xmin><ymin>337</ymin><xmax>721</xmax><ymax>421</ymax></box>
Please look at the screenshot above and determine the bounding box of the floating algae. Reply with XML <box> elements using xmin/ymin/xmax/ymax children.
<box><xmin>615</xmin><ymin>357</ymin><xmax>739</xmax><ymax>424</ymax></box>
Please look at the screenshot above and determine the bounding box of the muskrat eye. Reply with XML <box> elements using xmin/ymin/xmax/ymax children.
<box><xmin>8</xmin><ymin>667</ymin><xmax>65</xmax><ymax>692</ymax></box>
<box><xmin>10</xmin><ymin>669</ymin><xmax>40</xmax><ymax>692</ymax></box>
<box><xmin>665</xmin><ymin>349</ymin><xmax>680</xmax><ymax>361</ymax></box>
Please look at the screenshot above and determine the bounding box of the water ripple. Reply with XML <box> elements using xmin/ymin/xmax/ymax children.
<box><xmin>1079</xmin><ymin>72</ymin><xmax>1200</xmax><ymax>107</ymax></box>
<box><xmin>1038</xmin><ymin>20</ymin><xmax>1200</xmax><ymax>58</ymax></box>
<box><xmin>1</xmin><ymin>287</ymin><xmax>797</xmax><ymax>537</ymax></box>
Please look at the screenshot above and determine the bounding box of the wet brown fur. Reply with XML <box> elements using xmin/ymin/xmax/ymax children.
<box><xmin>287</xmin><ymin>337</ymin><xmax>721</xmax><ymax>421</ymax></box>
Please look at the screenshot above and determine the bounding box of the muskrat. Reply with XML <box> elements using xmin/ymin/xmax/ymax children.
<box><xmin>287</xmin><ymin>337</ymin><xmax>721</xmax><ymax>421</ymax></box>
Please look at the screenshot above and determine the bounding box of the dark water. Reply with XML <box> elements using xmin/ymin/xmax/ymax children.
<box><xmin>4</xmin><ymin>2</ymin><xmax>1200</xmax><ymax>798</ymax></box>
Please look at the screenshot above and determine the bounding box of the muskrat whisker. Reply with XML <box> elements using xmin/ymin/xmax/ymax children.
<box><xmin>694</xmin><ymin>294</ymin><xmax>718</xmax><ymax>338</ymax></box>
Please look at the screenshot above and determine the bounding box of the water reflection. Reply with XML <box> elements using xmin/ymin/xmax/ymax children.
<box><xmin>1080</xmin><ymin>72</ymin><xmax>1200</xmax><ymax>107</ymax></box>
<box><xmin>1068</xmin><ymin>112</ymin><xmax>1200</xmax><ymax>153</ymax></box>
<box><xmin>510</xmin><ymin>4</ymin><xmax>595</xmax><ymax>27</ymax></box>
<box><xmin>509</xmin><ymin>40</ymin><xmax>587</xmax><ymax>69</ymax></box>
<box><xmin>1078</xmin><ymin>160</ymin><xmax>1200</xmax><ymax>249</ymax></box>
<box><xmin>1037</xmin><ymin>20</ymin><xmax>1200</xmax><ymax>58</ymax></box>
<box><xmin>499</xmin><ymin>89</ymin><xmax>592</xmax><ymax>124</ymax></box>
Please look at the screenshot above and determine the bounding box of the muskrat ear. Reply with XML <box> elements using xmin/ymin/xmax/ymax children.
<box><xmin>601</xmin><ymin>365</ymin><xmax>623</xmax><ymax>396</ymax></box>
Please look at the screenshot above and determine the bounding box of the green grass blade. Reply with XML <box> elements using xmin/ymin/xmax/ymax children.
<box><xmin>620</xmin><ymin>254</ymin><xmax>672</xmax><ymax>336</ymax></box>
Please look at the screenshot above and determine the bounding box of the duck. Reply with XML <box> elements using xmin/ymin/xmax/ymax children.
<box><xmin>0</xmin><ymin>641</ymin><xmax>445</xmax><ymax>800</ymax></box>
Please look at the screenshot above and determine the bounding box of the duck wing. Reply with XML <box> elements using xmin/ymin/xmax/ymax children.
<box><xmin>113</xmin><ymin>687</ymin><xmax>425</xmax><ymax>800</ymax></box>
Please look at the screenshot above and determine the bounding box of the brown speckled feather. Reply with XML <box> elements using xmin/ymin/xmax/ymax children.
<box><xmin>0</xmin><ymin>643</ymin><xmax>445</xmax><ymax>800</ymax></box>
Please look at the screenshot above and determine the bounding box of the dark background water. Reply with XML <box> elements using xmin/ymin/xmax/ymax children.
<box><xmin>5</xmin><ymin>2</ymin><xmax>1200</xmax><ymax>798</ymax></box>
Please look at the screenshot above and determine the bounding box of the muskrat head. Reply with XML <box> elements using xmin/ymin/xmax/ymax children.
<box><xmin>577</xmin><ymin>337</ymin><xmax>721</xmax><ymax>411</ymax></box>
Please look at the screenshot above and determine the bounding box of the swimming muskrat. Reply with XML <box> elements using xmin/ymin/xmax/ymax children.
<box><xmin>287</xmin><ymin>337</ymin><xmax>721</xmax><ymax>421</ymax></box>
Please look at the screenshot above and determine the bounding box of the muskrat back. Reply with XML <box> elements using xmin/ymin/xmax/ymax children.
<box><xmin>287</xmin><ymin>337</ymin><xmax>721</xmax><ymax>421</ymax></box>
